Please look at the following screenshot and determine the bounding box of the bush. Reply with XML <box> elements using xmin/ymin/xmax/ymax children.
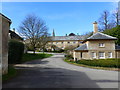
<box><xmin>65</xmin><ymin>55</ymin><xmax>73</xmax><ymax>59</ymax></box>
<box><xmin>8</xmin><ymin>40</ymin><xmax>24</xmax><ymax>64</ymax></box>
<box><xmin>77</xmin><ymin>59</ymin><xmax>120</xmax><ymax>68</ymax></box>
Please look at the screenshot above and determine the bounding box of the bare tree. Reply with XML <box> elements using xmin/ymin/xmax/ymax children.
<box><xmin>37</xmin><ymin>33</ymin><xmax>51</xmax><ymax>53</ymax></box>
<box><xmin>19</xmin><ymin>14</ymin><xmax>49</xmax><ymax>54</ymax></box>
<box><xmin>112</xmin><ymin>8</ymin><xmax>120</xmax><ymax>26</ymax></box>
<box><xmin>98</xmin><ymin>10</ymin><xmax>111</xmax><ymax>31</ymax></box>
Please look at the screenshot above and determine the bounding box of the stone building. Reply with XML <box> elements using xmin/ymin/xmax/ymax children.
<box><xmin>73</xmin><ymin>22</ymin><xmax>120</xmax><ymax>60</ymax></box>
<box><xmin>0</xmin><ymin>13</ymin><xmax>11</xmax><ymax>74</ymax></box>
<box><xmin>47</xmin><ymin>31</ymin><xmax>88</xmax><ymax>51</ymax></box>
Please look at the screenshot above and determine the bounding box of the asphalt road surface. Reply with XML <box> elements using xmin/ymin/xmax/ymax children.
<box><xmin>2</xmin><ymin>53</ymin><xmax>119</xmax><ymax>89</ymax></box>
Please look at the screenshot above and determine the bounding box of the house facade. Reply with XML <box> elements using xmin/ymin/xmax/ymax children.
<box><xmin>47</xmin><ymin>32</ymin><xmax>88</xmax><ymax>51</ymax></box>
<box><xmin>73</xmin><ymin>22</ymin><xmax>120</xmax><ymax>60</ymax></box>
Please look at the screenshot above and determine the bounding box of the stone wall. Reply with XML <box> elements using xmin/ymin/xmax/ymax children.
<box><xmin>0</xmin><ymin>14</ymin><xmax>11</xmax><ymax>75</ymax></box>
<box><xmin>116</xmin><ymin>51</ymin><xmax>120</xmax><ymax>58</ymax></box>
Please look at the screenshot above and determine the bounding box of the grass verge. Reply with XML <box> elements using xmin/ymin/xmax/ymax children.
<box><xmin>64</xmin><ymin>59</ymin><xmax>120</xmax><ymax>71</ymax></box>
<box><xmin>22</xmin><ymin>53</ymin><xmax>53</xmax><ymax>63</ymax></box>
<box><xmin>2</xmin><ymin>65</ymin><xmax>17</xmax><ymax>82</ymax></box>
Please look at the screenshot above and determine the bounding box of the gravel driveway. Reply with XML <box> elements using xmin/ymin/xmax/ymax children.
<box><xmin>2</xmin><ymin>53</ymin><xmax>119</xmax><ymax>89</ymax></box>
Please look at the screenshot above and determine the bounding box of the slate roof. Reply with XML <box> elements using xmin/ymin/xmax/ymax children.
<box><xmin>74</xmin><ymin>44</ymin><xmax>88</xmax><ymax>51</ymax></box>
<box><xmin>50</xmin><ymin>35</ymin><xmax>88</xmax><ymax>41</ymax></box>
<box><xmin>87</xmin><ymin>32</ymin><xmax>117</xmax><ymax>40</ymax></box>
<box><xmin>115</xmin><ymin>45</ymin><xmax>120</xmax><ymax>50</ymax></box>
<box><xmin>9</xmin><ymin>30</ymin><xmax>23</xmax><ymax>41</ymax></box>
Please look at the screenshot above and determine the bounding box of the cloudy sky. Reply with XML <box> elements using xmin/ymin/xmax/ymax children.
<box><xmin>1</xmin><ymin>2</ymin><xmax>118</xmax><ymax>36</ymax></box>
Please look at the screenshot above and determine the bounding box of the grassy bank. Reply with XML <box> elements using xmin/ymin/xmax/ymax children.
<box><xmin>22</xmin><ymin>53</ymin><xmax>53</xmax><ymax>63</ymax></box>
<box><xmin>3</xmin><ymin>53</ymin><xmax>53</xmax><ymax>82</ymax></box>
<box><xmin>2</xmin><ymin>65</ymin><xmax>17</xmax><ymax>82</ymax></box>
<box><xmin>64</xmin><ymin>59</ymin><xmax>120</xmax><ymax>71</ymax></box>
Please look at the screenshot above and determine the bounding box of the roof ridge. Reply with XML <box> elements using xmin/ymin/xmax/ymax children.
<box><xmin>87</xmin><ymin>32</ymin><xmax>117</xmax><ymax>40</ymax></box>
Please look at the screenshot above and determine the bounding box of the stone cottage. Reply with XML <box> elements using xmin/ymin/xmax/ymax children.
<box><xmin>0</xmin><ymin>13</ymin><xmax>11</xmax><ymax>74</ymax></box>
<box><xmin>73</xmin><ymin>21</ymin><xmax>120</xmax><ymax>60</ymax></box>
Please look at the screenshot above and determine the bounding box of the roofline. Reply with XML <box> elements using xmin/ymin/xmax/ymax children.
<box><xmin>0</xmin><ymin>13</ymin><xmax>12</xmax><ymax>24</ymax></box>
<box><xmin>87</xmin><ymin>32</ymin><xmax>117</xmax><ymax>40</ymax></box>
<box><xmin>74</xmin><ymin>50</ymin><xmax>88</xmax><ymax>52</ymax></box>
<box><xmin>49</xmin><ymin>40</ymin><xmax>84</xmax><ymax>42</ymax></box>
<box><xmin>82</xmin><ymin>38</ymin><xmax>117</xmax><ymax>43</ymax></box>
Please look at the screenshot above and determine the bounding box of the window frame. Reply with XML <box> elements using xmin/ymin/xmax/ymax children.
<box><xmin>99</xmin><ymin>52</ymin><xmax>105</xmax><ymax>59</ymax></box>
<box><xmin>99</xmin><ymin>43</ymin><xmax>105</xmax><ymax>47</ymax></box>
<box><xmin>108</xmin><ymin>52</ymin><xmax>112</xmax><ymax>58</ymax></box>
<box><xmin>91</xmin><ymin>52</ymin><xmax>96</xmax><ymax>58</ymax></box>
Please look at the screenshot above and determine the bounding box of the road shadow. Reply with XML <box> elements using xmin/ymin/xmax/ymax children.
<box><xmin>2</xmin><ymin>65</ymin><xmax>101</xmax><ymax>88</ymax></box>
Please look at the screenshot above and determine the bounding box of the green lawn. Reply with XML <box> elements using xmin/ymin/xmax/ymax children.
<box><xmin>22</xmin><ymin>53</ymin><xmax>53</xmax><ymax>63</ymax></box>
<box><xmin>3</xmin><ymin>53</ymin><xmax>53</xmax><ymax>82</ymax></box>
<box><xmin>64</xmin><ymin>58</ymin><xmax>120</xmax><ymax>71</ymax></box>
<box><xmin>2</xmin><ymin>65</ymin><xmax>17</xmax><ymax>82</ymax></box>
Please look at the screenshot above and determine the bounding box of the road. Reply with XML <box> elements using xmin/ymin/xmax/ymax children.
<box><xmin>2</xmin><ymin>53</ymin><xmax>119</xmax><ymax>88</ymax></box>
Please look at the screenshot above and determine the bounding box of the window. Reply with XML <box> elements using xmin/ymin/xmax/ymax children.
<box><xmin>68</xmin><ymin>42</ymin><xmax>70</xmax><ymax>44</ymax></box>
<box><xmin>73</xmin><ymin>41</ymin><xmax>76</xmax><ymax>44</ymax></box>
<box><xmin>91</xmin><ymin>52</ymin><xmax>96</xmax><ymax>58</ymax></box>
<box><xmin>99</xmin><ymin>43</ymin><xmax>105</xmax><ymax>47</ymax></box>
<box><xmin>61</xmin><ymin>42</ymin><xmax>64</xmax><ymax>44</ymax></box>
<box><xmin>108</xmin><ymin>52</ymin><xmax>112</xmax><ymax>58</ymax></box>
<box><xmin>80</xmin><ymin>41</ymin><xmax>83</xmax><ymax>44</ymax></box>
<box><xmin>56</xmin><ymin>42</ymin><xmax>58</xmax><ymax>44</ymax></box>
<box><xmin>99</xmin><ymin>52</ymin><xmax>105</xmax><ymax>59</ymax></box>
<box><xmin>51</xmin><ymin>42</ymin><xmax>53</xmax><ymax>44</ymax></box>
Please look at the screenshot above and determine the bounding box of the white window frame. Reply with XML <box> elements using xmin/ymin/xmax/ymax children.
<box><xmin>91</xmin><ymin>52</ymin><xmax>96</xmax><ymax>58</ymax></box>
<box><xmin>108</xmin><ymin>52</ymin><xmax>112</xmax><ymax>58</ymax></box>
<box><xmin>99</xmin><ymin>52</ymin><xmax>105</xmax><ymax>59</ymax></box>
<box><xmin>99</xmin><ymin>43</ymin><xmax>105</xmax><ymax>47</ymax></box>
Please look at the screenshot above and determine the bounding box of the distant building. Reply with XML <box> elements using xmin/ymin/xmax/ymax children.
<box><xmin>73</xmin><ymin>22</ymin><xmax>120</xmax><ymax>60</ymax></box>
<box><xmin>47</xmin><ymin>30</ymin><xmax>89</xmax><ymax>51</ymax></box>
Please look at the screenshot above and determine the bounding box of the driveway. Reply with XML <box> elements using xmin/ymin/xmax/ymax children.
<box><xmin>2</xmin><ymin>53</ymin><xmax>119</xmax><ymax>88</ymax></box>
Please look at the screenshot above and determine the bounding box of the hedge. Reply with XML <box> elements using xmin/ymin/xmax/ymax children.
<box><xmin>77</xmin><ymin>59</ymin><xmax>120</xmax><ymax>68</ymax></box>
<box><xmin>8</xmin><ymin>40</ymin><xmax>24</xmax><ymax>64</ymax></box>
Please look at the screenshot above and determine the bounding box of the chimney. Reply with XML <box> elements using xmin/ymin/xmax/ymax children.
<box><xmin>93</xmin><ymin>21</ymin><xmax>98</xmax><ymax>34</ymax></box>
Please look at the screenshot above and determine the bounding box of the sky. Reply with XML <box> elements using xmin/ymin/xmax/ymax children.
<box><xmin>1</xmin><ymin>2</ymin><xmax>118</xmax><ymax>36</ymax></box>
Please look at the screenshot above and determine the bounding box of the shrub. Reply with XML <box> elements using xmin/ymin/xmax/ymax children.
<box><xmin>8</xmin><ymin>40</ymin><xmax>24</xmax><ymax>64</ymax></box>
<box><xmin>65</xmin><ymin>55</ymin><xmax>73</xmax><ymax>59</ymax></box>
<box><xmin>77</xmin><ymin>59</ymin><xmax>120</xmax><ymax>68</ymax></box>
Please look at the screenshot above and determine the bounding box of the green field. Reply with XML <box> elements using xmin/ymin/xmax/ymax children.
<box><xmin>22</xmin><ymin>53</ymin><xmax>53</xmax><ymax>63</ymax></box>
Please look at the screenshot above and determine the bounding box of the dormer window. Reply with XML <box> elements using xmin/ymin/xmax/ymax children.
<box><xmin>99</xmin><ymin>43</ymin><xmax>105</xmax><ymax>47</ymax></box>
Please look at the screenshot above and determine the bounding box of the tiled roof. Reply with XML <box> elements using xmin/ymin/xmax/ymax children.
<box><xmin>115</xmin><ymin>45</ymin><xmax>120</xmax><ymax>50</ymax></box>
<box><xmin>74</xmin><ymin>44</ymin><xmax>88</xmax><ymax>51</ymax></box>
<box><xmin>50</xmin><ymin>35</ymin><xmax>88</xmax><ymax>41</ymax></box>
<box><xmin>87</xmin><ymin>32</ymin><xmax>117</xmax><ymax>40</ymax></box>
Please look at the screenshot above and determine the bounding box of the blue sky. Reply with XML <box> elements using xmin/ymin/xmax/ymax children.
<box><xmin>1</xmin><ymin>2</ymin><xmax>118</xmax><ymax>36</ymax></box>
